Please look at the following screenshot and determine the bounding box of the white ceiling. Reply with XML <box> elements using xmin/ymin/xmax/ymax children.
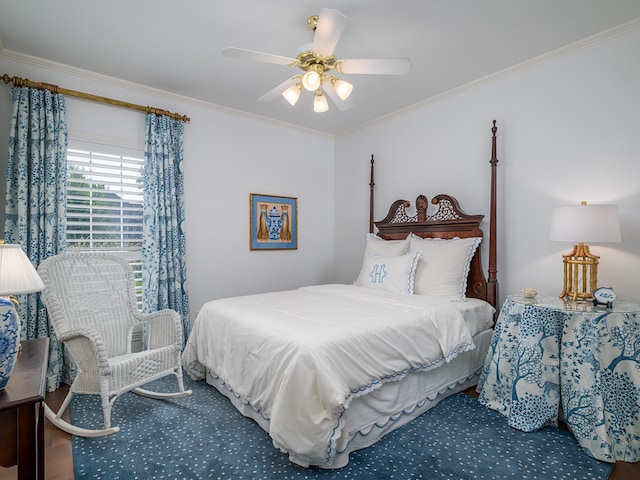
<box><xmin>1</xmin><ymin>1</ymin><xmax>640</xmax><ymax>135</ymax></box>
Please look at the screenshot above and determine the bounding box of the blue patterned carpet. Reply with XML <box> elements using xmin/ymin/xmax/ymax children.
<box><xmin>71</xmin><ymin>376</ymin><xmax>613</xmax><ymax>479</ymax></box>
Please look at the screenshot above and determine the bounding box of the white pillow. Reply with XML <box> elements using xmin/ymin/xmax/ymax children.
<box><xmin>358</xmin><ymin>252</ymin><xmax>421</xmax><ymax>294</ymax></box>
<box><xmin>363</xmin><ymin>233</ymin><xmax>410</xmax><ymax>256</ymax></box>
<box><xmin>409</xmin><ymin>235</ymin><xmax>481</xmax><ymax>300</ymax></box>
<box><xmin>355</xmin><ymin>233</ymin><xmax>411</xmax><ymax>286</ymax></box>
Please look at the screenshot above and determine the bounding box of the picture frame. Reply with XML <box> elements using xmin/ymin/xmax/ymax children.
<box><xmin>250</xmin><ymin>193</ymin><xmax>298</xmax><ymax>250</ymax></box>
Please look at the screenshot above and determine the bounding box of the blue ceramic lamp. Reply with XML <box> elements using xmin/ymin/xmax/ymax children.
<box><xmin>0</xmin><ymin>244</ymin><xmax>45</xmax><ymax>389</ymax></box>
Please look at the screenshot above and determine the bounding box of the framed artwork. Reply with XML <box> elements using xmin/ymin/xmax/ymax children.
<box><xmin>250</xmin><ymin>194</ymin><xmax>298</xmax><ymax>250</ymax></box>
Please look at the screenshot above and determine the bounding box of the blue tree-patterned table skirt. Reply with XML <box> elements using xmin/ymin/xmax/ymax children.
<box><xmin>478</xmin><ymin>293</ymin><xmax>640</xmax><ymax>463</ymax></box>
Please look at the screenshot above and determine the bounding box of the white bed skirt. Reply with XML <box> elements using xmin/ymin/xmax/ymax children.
<box><xmin>205</xmin><ymin>328</ymin><xmax>492</xmax><ymax>468</ymax></box>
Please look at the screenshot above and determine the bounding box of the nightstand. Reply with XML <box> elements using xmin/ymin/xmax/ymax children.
<box><xmin>0</xmin><ymin>337</ymin><xmax>49</xmax><ymax>480</ymax></box>
<box><xmin>477</xmin><ymin>293</ymin><xmax>640</xmax><ymax>463</ymax></box>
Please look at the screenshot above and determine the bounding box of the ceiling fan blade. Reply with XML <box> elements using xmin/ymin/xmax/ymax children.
<box><xmin>223</xmin><ymin>47</ymin><xmax>296</xmax><ymax>66</ymax></box>
<box><xmin>257</xmin><ymin>77</ymin><xmax>299</xmax><ymax>103</ymax></box>
<box><xmin>312</xmin><ymin>9</ymin><xmax>347</xmax><ymax>57</ymax></box>
<box><xmin>322</xmin><ymin>85</ymin><xmax>353</xmax><ymax>111</ymax></box>
<box><xmin>338</xmin><ymin>58</ymin><xmax>411</xmax><ymax>75</ymax></box>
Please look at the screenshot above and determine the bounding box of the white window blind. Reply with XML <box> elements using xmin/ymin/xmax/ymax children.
<box><xmin>66</xmin><ymin>147</ymin><xmax>144</xmax><ymax>304</ymax></box>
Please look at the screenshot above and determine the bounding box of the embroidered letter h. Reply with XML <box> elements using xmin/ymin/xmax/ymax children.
<box><xmin>369</xmin><ymin>264</ymin><xmax>388</xmax><ymax>284</ymax></box>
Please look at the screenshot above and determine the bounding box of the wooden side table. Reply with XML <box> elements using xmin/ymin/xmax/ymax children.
<box><xmin>0</xmin><ymin>337</ymin><xmax>49</xmax><ymax>480</ymax></box>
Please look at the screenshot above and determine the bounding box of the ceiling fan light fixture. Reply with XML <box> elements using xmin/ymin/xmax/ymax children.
<box><xmin>302</xmin><ymin>70</ymin><xmax>321</xmax><ymax>91</ymax></box>
<box><xmin>313</xmin><ymin>89</ymin><xmax>329</xmax><ymax>113</ymax></box>
<box><xmin>282</xmin><ymin>83</ymin><xmax>303</xmax><ymax>106</ymax></box>
<box><xmin>226</xmin><ymin>9</ymin><xmax>410</xmax><ymax>114</ymax></box>
<box><xmin>302</xmin><ymin>63</ymin><xmax>324</xmax><ymax>92</ymax></box>
<box><xmin>331</xmin><ymin>78</ymin><xmax>353</xmax><ymax>100</ymax></box>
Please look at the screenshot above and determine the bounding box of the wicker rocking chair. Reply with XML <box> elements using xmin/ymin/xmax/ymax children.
<box><xmin>37</xmin><ymin>252</ymin><xmax>192</xmax><ymax>437</ymax></box>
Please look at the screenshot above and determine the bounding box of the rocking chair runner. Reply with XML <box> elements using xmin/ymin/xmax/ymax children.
<box><xmin>37</xmin><ymin>252</ymin><xmax>192</xmax><ymax>437</ymax></box>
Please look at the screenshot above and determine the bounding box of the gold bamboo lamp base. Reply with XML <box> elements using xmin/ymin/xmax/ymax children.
<box><xmin>559</xmin><ymin>242</ymin><xmax>598</xmax><ymax>301</ymax></box>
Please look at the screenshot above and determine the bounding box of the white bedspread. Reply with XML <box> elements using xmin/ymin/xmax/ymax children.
<box><xmin>182</xmin><ymin>284</ymin><xmax>475</xmax><ymax>467</ymax></box>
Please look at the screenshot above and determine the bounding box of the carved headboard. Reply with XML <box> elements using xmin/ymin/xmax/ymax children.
<box><xmin>369</xmin><ymin>121</ymin><xmax>499</xmax><ymax>308</ymax></box>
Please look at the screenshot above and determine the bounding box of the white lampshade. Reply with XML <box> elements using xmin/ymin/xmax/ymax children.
<box><xmin>302</xmin><ymin>70</ymin><xmax>321</xmax><ymax>91</ymax></box>
<box><xmin>0</xmin><ymin>244</ymin><xmax>45</xmax><ymax>295</ymax></box>
<box><xmin>313</xmin><ymin>90</ymin><xmax>329</xmax><ymax>113</ymax></box>
<box><xmin>282</xmin><ymin>83</ymin><xmax>302</xmax><ymax>106</ymax></box>
<box><xmin>332</xmin><ymin>78</ymin><xmax>353</xmax><ymax>100</ymax></box>
<box><xmin>549</xmin><ymin>203</ymin><xmax>621</xmax><ymax>243</ymax></box>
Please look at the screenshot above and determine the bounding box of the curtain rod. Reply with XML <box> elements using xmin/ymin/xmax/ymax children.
<box><xmin>1</xmin><ymin>73</ymin><xmax>190</xmax><ymax>122</ymax></box>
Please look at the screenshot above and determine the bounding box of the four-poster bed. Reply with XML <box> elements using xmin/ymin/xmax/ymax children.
<box><xmin>183</xmin><ymin>121</ymin><xmax>500</xmax><ymax>468</ymax></box>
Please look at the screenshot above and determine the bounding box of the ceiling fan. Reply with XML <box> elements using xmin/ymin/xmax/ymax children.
<box><xmin>223</xmin><ymin>8</ymin><xmax>411</xmax><ymax>113</ymax></box>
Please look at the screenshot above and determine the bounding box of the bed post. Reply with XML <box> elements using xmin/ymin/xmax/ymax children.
<box><xmin>487</xmin><ymin>120</ymin><xmax>499</xmax><ymax>308</ymax></box>
<box><xmin>369</xmin><ymin>154</ymin><xmax>375</xmax><ymax>234</ymax></box>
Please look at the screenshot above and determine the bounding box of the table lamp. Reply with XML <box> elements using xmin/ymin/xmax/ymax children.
<box><xmin>549</xmin><ymin>202</ymin><xmax>621</xmax><ymax>301</ymax></box>
<box><xmin>0</xmin><ymin>244</ymin><xmax>45</xmax><ymax>389</ymax></box>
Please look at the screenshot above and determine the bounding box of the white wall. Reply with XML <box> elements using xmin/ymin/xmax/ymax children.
<box><xmin>335</xmin><ymin>26</ymin><xmax>640</xmax><ymax>304</ymax></box>
<box><xmin>0</xmin><ymin>53</ymin><xmax>336</xmax><ymax>319</ymax></box>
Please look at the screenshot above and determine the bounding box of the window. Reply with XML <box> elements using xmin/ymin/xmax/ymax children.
<box><xmin>66</xmin><ymin>144</ymin><xmax>144</xmax><ymax>304</ymax></box>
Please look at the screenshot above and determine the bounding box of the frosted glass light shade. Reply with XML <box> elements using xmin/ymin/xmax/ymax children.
<box><xmin>282</xmin><ymin>83</ymin><xmax>302</xmax><ymax>106</ymax></box>
<box><xmin>313</xmin><ymin>90</ymin><xmax>329</xmax><ymax>113</ymax></box>
<box><xmin>549</xmin><ymin>203</ymin><xmax>621</xmax><ymax>243</ymax></box>
<box><xmin>302</xmin><ymin>70</ymin><xmax>321</xmax><ymax>91</ymax></box>
<box><xmin>332</xmin><ymin>78</ymin><xmax>353</xmax><ymax>100</ymax></box>
<box><xmin>0</xmin><ymin>244</ymin><xmax>45</xmax><ymax>295</ymax></box>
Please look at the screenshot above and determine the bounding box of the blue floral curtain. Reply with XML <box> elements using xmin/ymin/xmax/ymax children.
<box><xmin>4</xmin><ymin>86</ymin><xmax>69</xmax><ymax>391</ymax></box>
<box><xmin>142</xmin><ymin>114</ymin><xmax>190</xmax><ymax>341</ymax></box>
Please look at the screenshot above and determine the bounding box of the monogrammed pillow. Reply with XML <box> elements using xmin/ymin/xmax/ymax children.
<box><xmin>358</xmin><ymin>252</ymin><xmax>421</xmax><ymax>294</ymax></box>
<box><xmin>354</xmin><ymin>233</ymin><xmax>411</xmax><ymax>286</ymax></box>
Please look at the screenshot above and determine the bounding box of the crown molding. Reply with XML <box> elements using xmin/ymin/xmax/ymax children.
<box><xmin>0</xmin><ymin>49</ymin><xmax>332</xmax><ymax>138</ymax></box>
<box><xmin>339</xmin><ymin>16</ymin><xmax>640</xmax><ymax>138</ymax></box>
<box><xmin>3</xmin><ymin>15</ymin><xmax>638</xmax><ymax>140</ymax></box>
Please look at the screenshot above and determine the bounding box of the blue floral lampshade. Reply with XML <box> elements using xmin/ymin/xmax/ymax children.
<box><xmin>0</xmin><ymin>244</ymin><xmax>45</xmax><ymax>389</ymax></box>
